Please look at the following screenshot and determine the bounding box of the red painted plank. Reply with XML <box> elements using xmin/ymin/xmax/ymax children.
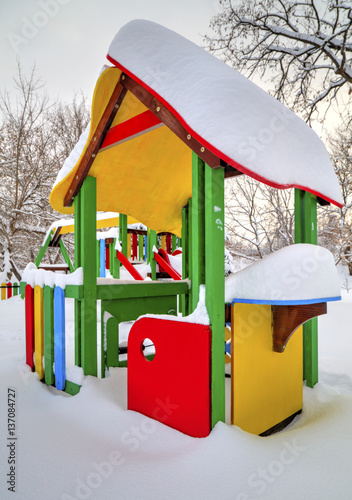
<box><xmin>128</xmin><ymin>317</ymin><xmax>211</xmax><ymax>437</ymax></box>
<box><xmin>116</xmin><ymin>250</ymin><xmax>144</xmax><ymax>280</ymax></box>
<box><xmin>7</xmin><ymin>283</ymin><xmax>12</xmax><ymax>299</ymax></box>
<box><xmin>105</xmin><ymin>245</ymin><xmax>110</xmax><ymax>270</ymax></box>
<box><xmin>25</xmin><ymin>284</ymin><xmax>34</xmax><ymax>369</ymax></box>
<box><xmin>100</xmin><ymin>109</ymin><xmax>162</xmax><ymax>151</ymax></box>
<box><xmin>166</xmin><ymin>234</ymin><xmax>172</xmax><ymax>254</ymax></box>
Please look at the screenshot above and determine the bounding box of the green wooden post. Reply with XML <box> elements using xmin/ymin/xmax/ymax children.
<box><xmin>294</xmin><ymin>188</ymin><xmax>318</xmax><ymax>388</ymax></box>
<box><xmin>112</xmin><ymin>238</ymin><xmax>120</xmax><ymax>278</ymax></box>
<box><xmin>80</xmin><ymin>176</ymin><xmax>97</xmax><ymax>377</ymax></box>
<box><xmin>109</xmin><ymin>241</ymin><xmax>114</xmax><ymax>274</ymax></box>
<box><xmin>138</xmin><ymin>234</ymin><xmax>144</xmax><ymax>261</ymax></box>
<box><xmin>205</xmin><ymin>163</ymin><xmax>225</xmax><ymax>428</ymax></box>
<box><xmin>119</xmin><ymin>214</ymin><xmax>128</xmax><ymax>257</ymax></box>
<box><xmin>44</xmin><ymin>285</ymin><xmax>54</xmax><ymax>386</ymax></box>
<box><xmin>34</xmin><ymin>230</ymin><xmax>53</xmax><ymax>267</ymax></box>
<box><xmin>149</xmin><ymin>229</ymin><xmax>157</xmax><ymax>280</ymax></box>
<box><xmin>171</xmin><ymin>234</ymin><xmax>177</xmax><ymax>253</ymax></box>
<box><xmin>96</xmin><ymin>240</ymin><xmax>100</xmax><ymax>277</ymax></box>
<box><xmin>74</xmin><ymin>191</ymin><xmax>81</xmax><ymax>367</ymax></box>
<box><xmin>180</xmin><ymin>205</ymin><xmax>189</xmax><ymax>315</ymax></box>
<box><xmin>189</xmin><ymin>153</ymin><xmax>206</xmax><ymax>312</ymax></box>
<box><xmin>58</xmin><ymin>239</ymin><xmax>74</xmax><ymax>273</ymax></box>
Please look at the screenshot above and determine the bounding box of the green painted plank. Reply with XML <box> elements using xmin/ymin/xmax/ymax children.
<box><xmin>119</xmin><ymin>214</ymin><xmax>128</xmax><ymax>257</ymax></box>
<box><xmin>34</xmin><ymin>230</ymin><xmax>53</xmax><ymax>268</ymax></box>
<box><xmin>112</xmin><ymin>239</ymin><xmax>120</xmax><ymax>278</ymax></box>
<box><xmin>180</xmin><ymin>205</ymin><xmax>189</xmax><ymax>315</ymax></box>
<box><xmin>96</xmin><ymin>240</ymin><xmax>100</xmax><ymax>278</ymax></box>
<box><xmin>81</xmin><ymin>176</ymin><xmax>97</xmax><ymax>377</ymax></box>
<box><xmin>65</xmin><ymin>285</ymin><xmax>84</xmax><ymax>299</ymax></box>
<box><xmin>189</xmin><ymin>153</ymin><xmax>206</xmax><ymax>312</ymax></box>
<box><xmin>58</xmin><ymin>239</ymin><xmax>74</xmax><ymax>273</ymax></box>
<box><xmin>294</xmin><ymin>188</ymin><xmax>318</xmax><ymax>387</ymax></box>
<box><xmin>43</xmin><ymin>286</ymin><xmax>55</xmax><ymax>386</ymax></box>
<box><xmin>205</xmin><ymin>163</ymin><xmax>225</xmax><ymax>427</ymax></box>
<box><xmin>149</xmin><ymin>229</ymin><xmax>157</xmax><ymax>280</ymax></box>
<box><xmin>171</xmin><ymin>234</ymin><xmax>177</xmax><ymax>253</ymax></box>
<box><xmin>65</xmin><ymin>380</ymin><xmax>81</xmax><ymax>396</ymax></box>
<box><xmin>97</xmin><ymin>281</ymin><xmax>188</xmax><ymax>300</ymax></box>
<box><xmin>138</xmin><ymin>234</ymin><xmax>144</xmax><ymax>261</ymax></box>
<box><xmin>74</xmin><ymin>192</ymin><xmax>82</xmax><ymax>367</ymax></box>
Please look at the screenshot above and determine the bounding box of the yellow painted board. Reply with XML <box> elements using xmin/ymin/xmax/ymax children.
<box><xmin>231</xmin><ymin>303</ymin><xmax>303</xmax><ymax>435</ymax></box>
<box><xmin>50</xmin><ymin>67</ymin><xmax>192</xmax><ymax>237</ymax></box>
<box><xmin>127</xmin><ymin>233</ymin><xmax>132</xmax><ymax>260</ymax></box>
<box><xmin>160</xmin><ymin>235</ymin><xmax>166</xmax><ymax>250</ymax></box>
<box><xmin>34</xmin><ymin>285</ymin><xmax>45</xmax><ymax>380</ymax></box>
<box><xmin>1</xmin><ymin>283</ymin><xmax>6</xmax><ymax>300</ymax></box>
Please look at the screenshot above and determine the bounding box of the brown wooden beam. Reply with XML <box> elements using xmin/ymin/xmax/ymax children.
<box><xmin>63</xmin><ymin>77</ymin><xmax>128</xmax><ymax>207</ymax></box>
<box><xmin>120</xmin><ymin>74</ymin><xmax>222</xmax><ymax>168</ymax></box>
<box><xmin>272</xmin><ymin>302</ymin><xmax>327</xmax><ymax>353</ymax></box>
<box><xmin>49</xmin><ymin>228</ymin><xmax>62</xmax><ymax>247</ymax></box>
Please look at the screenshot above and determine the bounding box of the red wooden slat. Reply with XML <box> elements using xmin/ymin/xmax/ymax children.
<box><xmin>7</xmin><ymin>282</ymin><xmax>12</xmax><ymax>299</ymax></box>
<box><xmin>25</xmin><ymin>284</ymin><xmax>35</xmax><ymax>369</ymax></box>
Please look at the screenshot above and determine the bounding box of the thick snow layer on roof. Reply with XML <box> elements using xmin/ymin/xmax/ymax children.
<box><xmin>108</xmin><ymin>20</ymin><xmax>342</xmax><ymax>206</ymax></box>
<box><xmin>225</xmin><ymin>244</ymin><xmax>341</xmax><ymax>304</ymax></box>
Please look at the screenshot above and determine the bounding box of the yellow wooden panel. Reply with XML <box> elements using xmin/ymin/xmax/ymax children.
<box><xmin>231</xmin><ymin>303</ymin><xmax>303</xmax><ymax>435</ymax></box>
<box><xmin>160</xmin><ymin>235</ymin><xmax>166</xmax><ymax>250</ymax></box>
<box><xmin>34</xmin><ymin>285</ymin><xmax>44</xmax><ymax>380</ymax></box>
<box><xmin>50</xmin><ymin>67</ymin><xmax>192</xmax><ymax>237</ymax></box>
<box><xmin>1</xmin><ymin>283</ymin><xmax>6</xmax><ymax>300</ymax></box>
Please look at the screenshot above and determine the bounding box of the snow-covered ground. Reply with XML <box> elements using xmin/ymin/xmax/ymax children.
<box><xmin>1</xmin><ymin>292</ymin><xmax>352</xmax><ymax>499</ymax></box>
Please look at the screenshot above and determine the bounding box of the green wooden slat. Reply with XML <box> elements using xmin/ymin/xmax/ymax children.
<box><xmin>294</xmin><ymin>188</ymin><xmax>318</xmax><ymax>388</ymax></box>
<box><xmin>44</xmin><ymin>286</ymin><xmax>55</xmax><ymax>386</ymax></box>
<box><xmin>65</xmin><ymin>285</ymin><xmax>84</xmax><ymax>299</ymax></box>
<box><xmin>64</xmin><ymin>381</ymin><xmax>81</xmax><ymax>396</ymax></box>
<box><xmin>205</xmin><ymin>162</ymin><xmax>225</xmax><ymax>428</ymax></box>
<box><xmin>58</xmin><ymin>239</ymin><xmax>74</xmax><ymax>273</ymax></box>
<box><xmin>96</xmin><ymin>239</ymin><xmax>100</xmax><ymax>278</ymax></box>
<box><xmin>112</xmin><ymin>238</ymin><xmax>120</xmax><ymax>278</ymax></box>
<box><xmin>81</xmin><ymin>176</ymin><xmax>97</xmax><ymax>377</ymax></box>
<box><xmin>189</xmin><ymin>153</ymin><xmax>206</xmax><ymax>312</ymax></box>
<box><xmin>149</xmin><ymin>229</ymin><xmax>157</xmax><ymax>280</ymax></box>
<box><xmin>119</xmin><ymin>214</ymin><xmax>128</xmax><ymax>257</ymax></box>
<box><xmin>109</xmin><ymin>241</ymin><xmax>114</xmax><ymax>274</ymax></box>
<box><xmin>138</xmin><ymin>234</ymin><xmax>144</xmax><ymax>261</ymax></box>
<box><xmin>97</xmin><ymin>281</ymin><xmax>188</xmax><ymax>300</ymax></box>
<box><xmin>34</xmin><ymin>230</ymin><xmax>53</xmax><ymax>267</ymax></box>
<box><xmin>171</xmin><ymin>234</ymin><xmax>177</xmax><ymax>253</ymax></box>
<box><xmin>180</xmin><ymin>206</ymin><xmax>189</xmax><ymax>315</ymax></box>
<box><xmin>74</xmin><ymin>191</ymin><xmax>82</xmax><ymax>367</ymax></box>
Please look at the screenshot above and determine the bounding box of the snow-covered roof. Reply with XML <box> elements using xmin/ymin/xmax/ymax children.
<box><xmin>50</xmin><ymin>20</ymin><xmax>342</xmax><ymax>236</ymax></box>
<box><xmin>225</xmin><ymin>244</ymin><xmax>341</xmax><ymax>305</ymax></box>
<box><xmin>107</xmin><ymin>20</ymin><xmax>342</xmax><ymax>207</ymax></box>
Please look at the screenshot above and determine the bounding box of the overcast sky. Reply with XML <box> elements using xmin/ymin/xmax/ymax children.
<box><xmin>1</xmin><ymin>0</ymin><xmax>220</xmax><ymax>103</ymax></box>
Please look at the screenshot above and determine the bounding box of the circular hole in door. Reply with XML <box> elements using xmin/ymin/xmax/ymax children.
<box><xmin>142</xmin><ymin>338</ymin><xmax>156</xmax><ymax>361</ymax></box>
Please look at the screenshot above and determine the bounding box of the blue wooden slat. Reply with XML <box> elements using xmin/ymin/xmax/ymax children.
<box><xmin>54</xmin><ymin>286</ymin><xmax>66</xmax><ymax>391</ymax></box>
<box><xmin>100</xmin><ymin>239</ymin><xmax>106</xmax><ymax>277</ymax></box>
<box><xmin>231</xmin><ymin>296</ymin><xmax>341</xmax><ymax>306</ymax></box>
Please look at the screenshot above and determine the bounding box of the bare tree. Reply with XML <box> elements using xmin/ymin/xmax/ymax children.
<box><xmin>225</xmin><ymin>176</ymin><xmax>294</xmax><ymax>260</ymax></box>
<box><xmin>206</xmin><ymin>0</ymin><xmax>352</xmax><ymax>122</ymax></box>
<box><xmin>319</xmin><ymin>120</ymin><xmax>352</xmax><ymax>271</ymax></box>
<box><xmin>0</xmin><ymin>64</ymin><xmax>89</xmax><ymax>280</ymax></box>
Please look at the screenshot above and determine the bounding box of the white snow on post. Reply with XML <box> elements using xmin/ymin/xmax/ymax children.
<box><xmin>225</xmin><ymin>244</ymin><xmax>341</xmax><ymax>304</ymax></box>
<box><xmin>107</xmin><ymin>20</ymin><xmax>343</xmax><ymax>207</ymax></box>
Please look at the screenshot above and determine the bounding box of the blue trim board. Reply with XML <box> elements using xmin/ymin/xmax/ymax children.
<box><xmin>230</xmin><ymin>296</ymin><xmax>341</xmax><ymax>306</ymax></box>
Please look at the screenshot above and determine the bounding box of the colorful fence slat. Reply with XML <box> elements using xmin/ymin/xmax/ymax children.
<box><xmin>100</xmin><ymin>239</ymin><xmax>106</xmax><ymax>278</ymax></box>
<box><xmin>34</xmin><ymin>285</ymin><xmax>45</xmax><ymax>380</ymax></box>
<box><xmin>13</xmin><ymin>283</ymin><xmax>19</xmax><ymax>296</ymax></box>
<box><xmin>132</xmin><ymin>232</ymin><xmax>138</xmax><ymax>260</ymax></box>
<box><xmin>44</xmin><ymin>286</ymin><xmax>55</xmax><ymax>386</ymax></box>
<box><xmin>1</xmin><ymin>283</ymin><xmax>6</xmax><ymax>300</ymax></box>
<box><xmin>166</xmin><ymin>234</ymin><xmax>172</xmax><ymax>254</ymax></box>
<box><xmin>54</xmin><ymin>286</ymin><xmax>66</xmax><ymax>391</ymax></box>
<box><xmin>7</xmin><ymin>283</ymin><xmax>12</xmax><ymax>299</ymax></box>
<box><xmin>105</xmin><ymin>244</ymin><xmax>110</xmax><ymax>270</ymax></box>
<box><xmin>25</xmin><ymin>284</ymin><xmax>35</xmax><ymax>369</ymax></box>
